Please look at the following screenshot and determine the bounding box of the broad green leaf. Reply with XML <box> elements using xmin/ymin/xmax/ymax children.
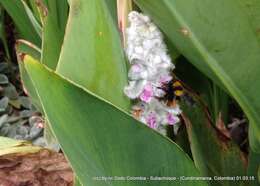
<box><xmin>43</xmin><ymin>0</ymin><xmax>68</xmax><ymax>29</ymax></box>
<box><xmin>74</xmin><ymin>176</ymin><xmax>82</xmax><ymax>186</ymax></box>
<box><xmin>165</xmin><ymin>38</ymin><xmax>180</xmax><ymax>62</ymax></box>
<box><xmin>207</xmin><ymin>84</ymin><xmax>229</xmax><ymax>124</ymax></box>
<box><xmin>56</xmin><ymin>0</ymin><xmax>130</xmax><ymax>111</ymax></box>
<box><xmin>39</xmin><ymin>0</ymin><xmax>68</xmax><ymax>69</ymax></box>
<box><xmin>135</xmin><ymin>0</ymin><xmax>260</xmax><ymax>153</ymax></box>
<box><xmin>238</xmin><ymin>0</ymin><xmax>260</xmax><ymax>43</ymax></box>
<box><xmin>15</xmin><ymin>39</ymin><xmax>42</xmax><ymax>111</ymax></box>
<box><xmin>181</xmin><ymin>102</ymin><xmax>246</xmax><ymax>186</ymax></box>
<box><xmin>247</xmin><ymin>150</ymin><xmax>260</xmax><ymax>186</ymax></box>
<box><xmin>0</xmin><ymin>0</ymin><xmax>41</xmax><ymax>46</ymax></box>
<box><xmin>173</xmin><ymin>125</ymin><xmax>192</xmax><ymax>159</ymax></box>
<box><xmin>15</xmin><ymin>40</ymin><xmax>59</xmax><ymax>152</ymax></box>
<box><xmin>27</xmin><ymin>0</ymin><xmax>42</xmax><ymax>23</ymax></box>
<box><xmin>24</xmin><ymin>55</ymin><xmax>206</xmax><ymax>186</ymax></box>
<box><xmin>105</xmin><ymin>0</ymin><xmax>117</xmax><ymax>23</ymax></box>
<box><xmin>257</xmin><ymin>167</ymin><xmax>260</xmax><ymax>183</ymax></box>
<box><xmin>21</xmin><ymin>0</ymin><xmax>42</xmax><ymax>37</ymax></box>
<box><xmin>16</xmin><ymin>39</ymin><xmax>41</xmax><ymax>60</ymax></box>
<box><xmin>258</xmin><ymin>169</ymin><xmax>260</xmax><ymax>184</ymax></box>
<box><xmin>0</xmin><ymin>7</ymin><xmax>10</xmax><ymax>59</ymax></box>
<box><xmin>43</xmin><ymin>118</ymin><xmax>60</xmax><ymax>151</ymax></box>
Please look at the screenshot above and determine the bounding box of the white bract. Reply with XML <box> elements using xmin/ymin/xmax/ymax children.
<box><xmin>124</xmin><ymin>11</ymin><xmax>181</xmax><ymax>134</ymax></box>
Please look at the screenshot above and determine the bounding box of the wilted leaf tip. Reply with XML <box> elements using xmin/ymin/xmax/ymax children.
<box><xmin>22</xmin><ymin>55</ymin><xmax>39</xmax><ymax>68</ymax></box>
<box><xmin>18</xmin><ymin>53</ymin><xmax>26</xmax><ymax>62</ymax></box>
<box><xmin>35</xmin><ymin>0</ymin><xmax>48</xmax><ymax>17</ymax></box>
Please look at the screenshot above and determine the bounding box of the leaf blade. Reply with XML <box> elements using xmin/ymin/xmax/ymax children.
<box><xmin>135</xmin><ymin>0</ymin><xmax>260</xmax><ymax>153</ymax></box>
<box><xmin>40</xmin><ymin>0</ymin><xmax>69</xmax><ymax>69</ymax></box>
<box><xmin>181</xmin><ymin>101</ymin><xmax>246</xmax><ymax>186</ymax></box>
<box><xmin>24</xmin><ymin>55</ymin><xmax>206</xmax><ymax>186</ymax></box>
<box><xmin>56</xmin><ymin>0</ymin><xmax>130</xmax><ymax>111</ymax></box>
<box><xmin>0</xmin><ymin>0</ymin><xmax>41</xmax><ymax>46</ymax></box>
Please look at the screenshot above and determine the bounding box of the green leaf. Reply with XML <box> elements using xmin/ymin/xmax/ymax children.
<box><xmin>238</xmin><ymin>0</ymin><xmax>260</xmax><ymax>43</ymax></box>
<box><xmin>27</xmin><ymin>0</ymin><xmax>42</xmax><ymax>24</ymax></box>
<box><xmin>21</xmin><ymin>0</ymin><xmax>42</xmax><ymax>37</ymax></box>
<box><xmin>173</xmin><ymin>125</ymin><xmax>192</xmax><ymax>158</ymax></box>
<box><xmin>104</xmin><ymin>0</ymin><xmax>118</xmax><ymax>23</ymax></box>
<box><xmin>15</xmin><ymin>39</ymin><xmax>42</xmax><ymax>111</ymax></box>
<box><xmin>0</xmin><ymin>0</ymin><xmax>41</xmax><ymax>46</ymax></box>
<box><xmin>135</xmin><ymin>0</ymin><xmax>260</xmax><ymax>153</ymax></box>
<box><xmin>258</xmin><ymin>169</ymin><xmax>260</xmax><ymax>184</ymax></box>
<box><xmin>16</xmin><ymin>39</ymin><xmax>41</xmax><ymax>60</ymax></box>
<box><xmin>0</xmin><ymin>7</ymin><xmax>11</xmax><ymax>59</ymax></box>
<box><xmin>247</xmin><ymin>150</ymin><xmax>260</xmax><ymax>186</ymax></box>
<box><xmin>40</xmin><ymin>0</ymin><xmax>69</xmax><ymax>69</ymax></box>
<box><xmin>15</xmin><ymin>40</ymin><xmax>59</xmax><ymax>151</ymax></box>
<box><xmin>56</xmin><ymin>0</ymin><xmax>130</xmax><ymax>111</ymax></box>
<box><xmin>73</xmin><ymin>176</ymin><xmax>82</xmax><ymax>186</ymax></box>
<box><xmin>181</xmin><ymin>101</ymin><xmax>246</xmax><ymax>186</ymax></box>
<box><xmin>165</xmin><ymin>38</ymin><xmax>180</xmax><ymax>62</ymax></box>
<box><xmin>24</xmin><ymin>55</ymin><xmax>206</xmax><ymax>186</ymax></box>
<box><xmin>43</xmin><ymin>118</ymin><xmax>60</xmax><ymax>151</ymax></box>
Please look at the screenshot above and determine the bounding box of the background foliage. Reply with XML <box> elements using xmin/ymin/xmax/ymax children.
<box><xmin>0</xmin><ymin>0</ymin><xmax>259</xmax><ymax>185</ymax></box>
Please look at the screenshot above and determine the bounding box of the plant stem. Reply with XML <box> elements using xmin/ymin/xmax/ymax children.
<box><xmin>117</xmin><ymin>0</ymin><xmax>133</xmax><ymax>47</ymax></box>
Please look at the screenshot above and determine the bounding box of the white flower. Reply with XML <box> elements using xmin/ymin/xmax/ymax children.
<box><xmin>124</xmin><ymin>80</ymin><xmax>147</xmax><ymax>99</ymax></box>
<box><xmin>124</xmin><ymin>11</ymin><xmax>182</xmax><ymax>135</ymax></box>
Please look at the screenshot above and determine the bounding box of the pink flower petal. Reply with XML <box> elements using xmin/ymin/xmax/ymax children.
<box><xmin>131</xmin><ymin>64</ymin><xmax>142</xmax><ymax>73</ymax></box>
<box><xmin>146</xmin><ymin>112</ymin><xmax>157</xmax><ymax>129</ymax></box>
<box><xmin>140</xmin><ymin>84</ymin><xmax>153</xmax><ymax>102</ymax></box>
<box><xmin>167</xmin><ymin>113</ymin><xmax>178</xmax><ymax>125</ymax></box>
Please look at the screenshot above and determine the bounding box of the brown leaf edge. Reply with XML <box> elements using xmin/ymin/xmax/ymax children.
<box><xmin>179</xmin><ymin>84</ymin><xmax>248</xmax><ymax>168</ymax></box>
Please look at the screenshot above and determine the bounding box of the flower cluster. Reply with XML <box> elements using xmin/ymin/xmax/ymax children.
<box><xmin>124</xmin><ymin>11</ymin><xmax>181</xmax><ymax>135</ymax></box>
